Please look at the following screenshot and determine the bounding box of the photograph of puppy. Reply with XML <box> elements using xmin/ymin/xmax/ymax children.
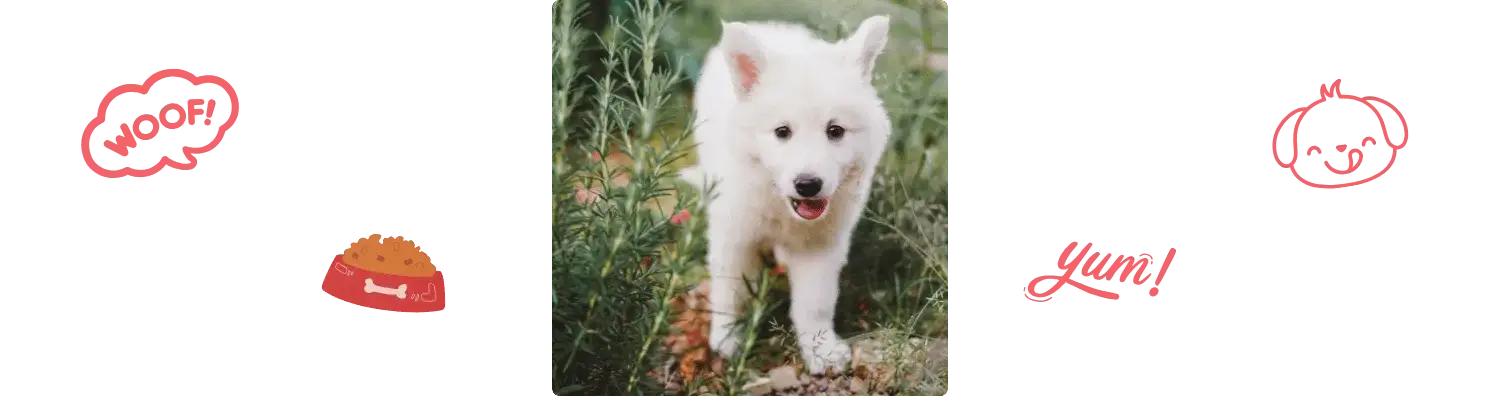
<box><xmin>552</xmin><ymin>0</ymin><xmax>947</xmax><ymax>394</ymax></box>
<box><xmin>680</xmin><ymin>14</ymin><xmax>893</xmax><ymax>374</ymax></box>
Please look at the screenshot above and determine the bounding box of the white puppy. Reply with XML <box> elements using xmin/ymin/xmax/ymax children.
<box><xmin>679</xmin><ymin>15</ymin><xmax>892</xmax><ymax>374</ymax></box>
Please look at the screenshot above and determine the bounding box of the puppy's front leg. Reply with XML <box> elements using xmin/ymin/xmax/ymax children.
<box><xmin>707</xmin><ymin>237</ymin><xmax>761</xmax><ymax>358</ymax></box>
<box><xmin>781</xmin><ymin>248</ymin><xmax>852</xmax><ymax>374</ymax></box>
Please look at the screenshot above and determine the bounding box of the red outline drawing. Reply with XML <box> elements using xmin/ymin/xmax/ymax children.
<box><xmin>1272</xmin><ymin>79</ymin><xmax>1408</xmax><ymax>189</ymax></box>
<box><xmin>81</xmin><ymin>69</ymin><xmax>239</xmax><ymax>178</ymax></box>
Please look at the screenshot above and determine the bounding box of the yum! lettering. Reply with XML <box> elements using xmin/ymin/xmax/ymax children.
<box><xmin>1026</xmin><ymin>241</ymin><xmax>1176</xmax><ymax>303</ymax></box>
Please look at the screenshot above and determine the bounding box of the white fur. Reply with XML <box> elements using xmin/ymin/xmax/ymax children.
<box><xmin>682</xmin><ymin>15</ymin><xmax>891</xmax><ymax>374</ymax></box>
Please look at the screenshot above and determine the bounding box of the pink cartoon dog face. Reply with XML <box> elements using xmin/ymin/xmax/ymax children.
<box><xmin>1273</xmin><ymin>80</ymin><xmax>1408</xmax><ymax>188</ymax></box>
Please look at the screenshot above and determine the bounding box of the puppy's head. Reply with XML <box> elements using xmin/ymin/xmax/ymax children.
<box><xmin>1273</xmin><ymin>80</ymin><xmax>1408</xmax><ymax>188</ymax></box>
<box><xmin>720</xmin><ymin>16</ymin><xmax>893</xmax><ymax>221</ymax></box>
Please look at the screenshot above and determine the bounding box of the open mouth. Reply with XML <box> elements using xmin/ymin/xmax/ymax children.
<box><xmin>789</xmin><ymin>198</ymin><xmax>829</xmax><ymax>220</ymax></box>
<box><xmin>1324</xmin><ymin>149</ymin><xmax>1364</xmax><ymax>175</ymax></box>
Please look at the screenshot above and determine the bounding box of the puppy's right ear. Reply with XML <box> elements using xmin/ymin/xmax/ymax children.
<box><xmin>1273</xmin><ymin>107</ymin><xmax>1306</xmax><ymax>168</ymax></box>
<box><xmin>720</xmin><ymin>22</ymin><xmax>765</xmax><ymax>100</ymax></box>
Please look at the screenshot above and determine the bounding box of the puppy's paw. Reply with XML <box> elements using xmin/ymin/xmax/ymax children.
<box><xmin>801</xmin><ymin>338</ymin><xmax>852</xmax><ymax>375</ymax></box>
<box><xmin>709</xmin><ymin>325</ymin><xmax>743</xmax><ymax>358</ymax></box>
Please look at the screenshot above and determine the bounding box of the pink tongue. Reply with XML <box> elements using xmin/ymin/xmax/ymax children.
<box><xmin>795</xmin><ymin>200</ymin><xmax>826</xmax><ymax>219</ymax></box>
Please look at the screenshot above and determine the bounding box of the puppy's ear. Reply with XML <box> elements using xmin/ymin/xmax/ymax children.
<box><xmin>720</xmin><ymin>22</ymin><xmax>765</xmax><ymax>100</ymax></box>
<box><xmin>1273</xmin><ymin>107</ymin><xmax>1306</xmax><ymax>168</ymax></box>
<box><xmin>1363</xmin><ymin>96</ymin><xmax>1408</xmax><ymax>149</ymax></box>
<box><xmin>844</xmin><ymin>15</ymin><xmax>890</xmax><ymax>81</ymax></box>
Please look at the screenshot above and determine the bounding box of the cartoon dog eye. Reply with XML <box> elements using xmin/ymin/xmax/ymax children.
<box><xmin>1306</xmin><ymin>146</ymin><xmax>1321</xmax><ymax>156</ymax></box>
<box><xmin>1361</xmin><ymin>137</ymin><xmax>1377</xmax><ymax>147</ymax></box>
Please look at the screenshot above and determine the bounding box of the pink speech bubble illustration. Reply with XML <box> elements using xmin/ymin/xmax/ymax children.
<box><xmin>82</xmin><ymin>69</ymin><xmax>239</xmax><ymax>178</ymax></box>
<box><xmin>1272</xmin><ymin>76</ymin><xmax>1410</xmax><ymax>191</ymax></box>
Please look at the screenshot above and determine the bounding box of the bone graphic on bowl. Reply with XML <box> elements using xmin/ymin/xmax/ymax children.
<box><xmin>364</xmin><ymin>278</ymin><xmax>408</xmax><ymax>299</ymax></box>
<box><xmin>407</xmin><ymin>283</ymin><xmax>438</xmax><ymax>302</ymax></box>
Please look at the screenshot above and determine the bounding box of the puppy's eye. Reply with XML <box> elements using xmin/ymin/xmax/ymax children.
<box><xmin>1306</xmin><ymin>146</ymin><xmax>1321</xmax><ymax>156</ymax></box>
<box><xmin>826</xmin><ymin>124</ymin><xmax>845</xmax><ymax>140</ymax></box>
<box><xmin>774</xmin><ymin>126</ymin><xmax>791</xmax><ymax>139</ymax></box>
<box><xmin>1361</xmin><ymin>137</ymin><xmax>1377</xmax><ymax>147</ymax></box>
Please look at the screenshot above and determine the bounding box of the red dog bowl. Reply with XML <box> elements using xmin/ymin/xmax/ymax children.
<box><xmin>322</xmin><ymin>255</ymin><xmax>445</xmax><ymax>312</ymax></box>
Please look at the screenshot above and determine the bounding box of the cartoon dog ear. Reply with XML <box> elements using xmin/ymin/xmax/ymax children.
<box><xmin>844</xmin><ymin>15</ymin><xmax>890</xmax><ymax>81</ymax></box>
<box><xmin>1273</xmin><ymin>107</ymin><xmax>1307</xmax><ymax>168</ymax></box>
<box><xmin>1363</xmin><ymin>96</ymin><xmax>1408</xmax><ymax>149</ymax></box>
<box><xmin>719</xmin><ymin>21</ymin><xmax>766</xmax><ymax>100</ymax></box>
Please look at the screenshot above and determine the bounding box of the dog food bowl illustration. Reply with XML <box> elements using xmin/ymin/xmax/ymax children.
<box><xmin>324</xmin><ymin>234</ymin><xmax>445</xmax><ymax>312</ymax></box>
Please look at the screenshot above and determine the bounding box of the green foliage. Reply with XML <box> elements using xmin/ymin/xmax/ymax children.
<box><xmin>552</xmin><ymin>0</ymin><xmax>706</xmax><ymax>394</ymax></box>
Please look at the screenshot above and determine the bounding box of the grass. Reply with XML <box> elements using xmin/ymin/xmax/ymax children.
<box><xmin>552</xmin><ymin>0</ymin><xmax>947</xmax><ymax>394</ymax></box>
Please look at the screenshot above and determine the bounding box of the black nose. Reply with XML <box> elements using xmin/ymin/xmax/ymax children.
<box><xmin>793</xmin><ymin>175</ymin><xmax>822</xmax><ymax>198</ymax></box>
